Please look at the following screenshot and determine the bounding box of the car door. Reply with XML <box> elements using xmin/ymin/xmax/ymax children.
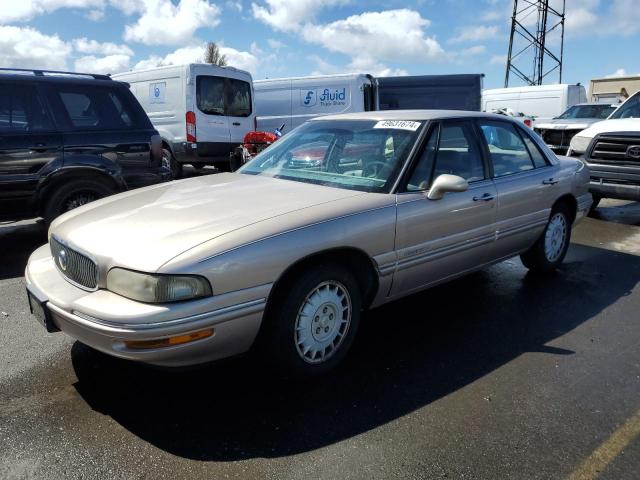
<box><xmin>0</xmin><ymin>81</ymin><xmax>62</xmax><ymax>220</ymax></box>
<box><xmin>194</xmin><ymin>75</ymin><xmax>231</xmax><ymax>158</ymax></box>
<box><xmin>391</xmin><ymin>120</ymin><xmax>498</xmax><ymax>296</ymax></box>
<box><xmin>225</xmin><ymin>76</ymin><xmax>254</xmax><ymax>144</ymax></box>
<box><xmin>477</xmin><ymin>120</ymin><xmax>561</xmax><ymax>262</ymax></box>
<box><xmin>48</xmin><ymin>83</ymin><xmax>157</xmax><ymax>188</ymax></box>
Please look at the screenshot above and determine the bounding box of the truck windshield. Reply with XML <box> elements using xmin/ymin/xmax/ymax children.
<box><xmin>239</xmin><ymin>119</ymin><xmax>423</xmax><ymax>193</ymax></box>
<box><xmin>556</xmin><ymin>104</ymin><xmax>617</xmax><ymax>119</ymax></box>
<box><xmin>609</xmin><ymin>93</ymin><xmax>640</xmax><ymax>119</ymax></box>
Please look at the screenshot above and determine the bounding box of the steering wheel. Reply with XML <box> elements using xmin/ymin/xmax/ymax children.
<box><xmin>363</xmin><ymin>161</ymin><xmax>390</xmax><ymax>178</ymax></box>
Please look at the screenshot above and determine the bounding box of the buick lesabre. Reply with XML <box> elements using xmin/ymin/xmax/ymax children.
<box><xmin>26</xmin><ymin>111</ymin><xmax>592</xmax><ymax>376</ymax></box>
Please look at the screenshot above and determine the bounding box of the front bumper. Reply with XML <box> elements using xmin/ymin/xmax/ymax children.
<box><xmin>25</xmin><ymin>245</ymin><xmax>269</xmax><ymax>367</ymax></box>
<box><xmin>589</xmin><ymin>180</ymin><xmax>640</xmax><ymax>201</ymax></box>
<box><xmin>587</xmin><ymin>163</ymin><xmax>640</xmax><ymax>201</ymax></box>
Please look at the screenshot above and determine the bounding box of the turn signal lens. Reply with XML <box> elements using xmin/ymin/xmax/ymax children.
<box><xmin>124</xmin><ymin>328</ymin><xmax>214</xmax><ymax>350</ymax></box>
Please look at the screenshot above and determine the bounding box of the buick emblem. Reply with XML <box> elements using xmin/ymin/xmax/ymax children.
<box><xmin>58</xmin><ymin>249</ymin><xmax>68</xmax><ymax>271</ymax></box>
<box><xmin>627</xmin><ymin>145</ymin><xmax>640</xmax><ymax>159</ymax></box>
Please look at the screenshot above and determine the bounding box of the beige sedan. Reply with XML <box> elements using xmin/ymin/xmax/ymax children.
<box><xmin>26</xmin><ymin>110</ymin><xmax>592</xmax><ymax>376</ymax></box>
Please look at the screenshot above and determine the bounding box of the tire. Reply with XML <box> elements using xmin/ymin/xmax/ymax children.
<box><xmin>588</xmin><ymin>195</ymin><xmax>601</xmax><ymax>217</ymax></box>
<box><xmin>162</xmin><ymin>148</ymin><xmax>182</xmax><ymax>179</ymax></box>
<box><xmin>43</xmin><ymin>178</ymin><xmax>116</xmax><ymax>225</ymax></box>
<box><xmin>520</xmin><ymin>203</ymin><xmax>572</xmax><ymax>273</ymax></box>
<box><xmin>260</xmin><ymin>263</ymin><xmax>362</xmax><ymax>378</ymax></box>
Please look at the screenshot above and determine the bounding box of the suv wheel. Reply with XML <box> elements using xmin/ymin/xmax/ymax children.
<box><xmin>520</xmin><ymin>203</ymin><xmax>572</xmax><ymax>273</ymax></box>
<box><xmin>261</xmin><ymin>264</ymin><xmax>361</xmax><ymax>378</ymax></box>
<box><xmin>44</xmin><ymin>179</ymin><xmax>116</xmax><ymax>225</ymax></box>
<box><xmin>162</xmin><ymin>148</ymin><xmax>182</xmax><ymax>179</ymax></box>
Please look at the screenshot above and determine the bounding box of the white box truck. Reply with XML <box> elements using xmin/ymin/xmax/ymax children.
<box><xmin>113</xmin><ymin>63</ymin><xmax>255</xmax><ymax>177</ymax></box>
<box><xmin>482</xmin><ymin>84</ymin><xmax>587</xmax><ymax>125</ymax></box>
<box><xmin>254</xmin><ymin>73</ymin><xmax>377</xmax><ymax>133</ymax></box>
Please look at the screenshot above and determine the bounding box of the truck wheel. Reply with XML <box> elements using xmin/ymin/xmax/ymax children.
<box><xmin>162</xmin><ymin>148</ymin><xmax>182</xmax><ymax>179</ymax></box>
<box><xmin>260</xmin><ymin>264</ymin><xmax>362</xmax><ymax>378</ymax></box>
<box><xmin>43</xmin><ymin>179</ymin><xmax>116</xmax><ymax>225</ymax></box>
<box><xmin>520</xmin><ymin>203</ymin><xmax>572</xmax><ymax>273</ymax></box>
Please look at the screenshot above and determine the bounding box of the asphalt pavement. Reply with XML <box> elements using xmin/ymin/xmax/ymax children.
<box><xmin>0</xmin><ymin>195</ymin><xmax>639</xmax><ymax>480</ymax></box>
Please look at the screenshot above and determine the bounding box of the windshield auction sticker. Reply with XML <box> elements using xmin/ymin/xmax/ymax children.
<box><xmin>373</xmin><ymin>120</ymin><xmax>421</xmax><ymax>131</ymax></box>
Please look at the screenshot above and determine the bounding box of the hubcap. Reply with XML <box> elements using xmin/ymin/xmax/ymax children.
<box><xmin>544</xmin><ymin>212</ymin><xmax>567</xmax><ymax>262</ymax></box>
<box><xmin>64</xmin><ymin>192</ymin><xmax>98</xmax><ymax>211</ymax></box>
<box><xmin>294</xmin><ymin>281</ymin><xmax>352</xmax><ymax>364</ymax></box>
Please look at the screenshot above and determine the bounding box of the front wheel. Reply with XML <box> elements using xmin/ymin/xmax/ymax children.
<box><xmin>162</xmin><ymin>148</ymin><xmax>182</xmax><ymax>179</ymax></box>
<box><xmin>520</xmin><ymin>204</ymin><xmax>572</xmax><ymax>273</ymax></box>
<box><xmin>43</xmin><ymin>179</ymin><xmax>116</xmax><ymax>225</ymax></box>
<box><xmin>588</xmin><ymin>195</ymin><xmax>601</xmax><ymax>216</ymax></box>
<box><xmin>260</xmin><ymin>264</ymin><xmax>361</xmax><ymax>378</ymax></box>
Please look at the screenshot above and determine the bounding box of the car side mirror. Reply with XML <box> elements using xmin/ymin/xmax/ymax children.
<box><xmin>427</xmin><ymin>174</ymin><xmax>469</xmax><ymax>200</ymax></box>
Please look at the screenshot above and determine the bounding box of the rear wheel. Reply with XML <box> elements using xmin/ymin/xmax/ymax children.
<box><xmin>162</xmin><ymin>148</ymin><xmax>182</xmax><ymax>179</ymax></box>
<box><xmin>520</xmin><ymin>203</ymin><xmax>572</xmax><ymax>273</ymax></box>
<box><xmin>43</xmin><ymin>178</ymin><xmax>116</xmax><ymax>225</ymax></box>
<box><xmin>260</xmin><ymin>264</ymin><xmax>361</xmax><ymax>378</ymax></box>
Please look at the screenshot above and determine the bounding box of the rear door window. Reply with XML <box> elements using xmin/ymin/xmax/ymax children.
<box><xmin>197</xmin><ymin>76</ymin><xmax>225</xmax><ymax>115</ymax></box>
<box><xmin>226</xmin><ymin>78</ymin><xmax>252</xmax><ymax>117</ymax></box>
<box><xmin>0</xmin><ymin>83</ymin><xmax>53</xmax><ymax>133</ymax></box>
<box><xmin>197</xmin><ymin>76</ymin><xmax>252</xmax><ymax>117</ymax></box>
<box><xmin>479</xmin><ymin>121</ymin><xmax>536</xmax><ymax>177</ymax></box>
<box><xmin>56</xmin><ymin>86</ymin><xmax>145</xmax><ymax>131</ymax></box>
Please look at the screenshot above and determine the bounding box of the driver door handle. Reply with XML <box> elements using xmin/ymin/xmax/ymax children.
<box><xmin>473</xmin><ymin>193</ymin><xmax>495</xmax><ymax>202</ymax></box>
<box><xmin>542</xmin><ymin>178</ymin><xmax>559</xmax><ymax>185</ymax></box>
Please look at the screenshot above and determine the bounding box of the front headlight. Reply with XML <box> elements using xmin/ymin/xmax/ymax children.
<box><xmin>569</xmin><ymin>135</ymin><xmax>592</xmax><ymax>154</ymax></box>
<box><xmin>107</xmin><ymin>268</ymin><xmax>212</xmax><ymax>303</ymax></box>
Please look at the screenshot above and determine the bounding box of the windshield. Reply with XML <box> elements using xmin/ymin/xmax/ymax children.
<box><xmin>239</xmin><ymin>119</ymin><xmax>423</xmax><ymax>193</ymax></box>
<box><xmin>556</xmin><ymin>104</ymin><xmax>617</xmax><ymax>119</ymax></box>
<box><xmin>609</xmin><ymin>92</ymin><xmax>640</xmax><ymax>119</ymax></box>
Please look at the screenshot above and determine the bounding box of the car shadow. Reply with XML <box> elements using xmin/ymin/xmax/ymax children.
<box><xmin>591</xmin><ymin>200</ymin><xmax>640</xmax><ymax>226</ymax></box>
<box><xmin>0</xmin><ymin>220</ymin><xmax>47</xmax><ymax>281</ymax></box>
<box><xmin>71</xmin><ymin>244</ymin><xmax>639</xmax><ymax>461</ymax></box>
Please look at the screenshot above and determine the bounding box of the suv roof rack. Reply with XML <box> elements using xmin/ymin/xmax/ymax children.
<box><xmin>0</xmin><ymin>68</ymin><xmax>112</xmax><ymax>81</ymax></box>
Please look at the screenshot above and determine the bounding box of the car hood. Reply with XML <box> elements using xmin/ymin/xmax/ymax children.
<box><xmin>574</xmin><ymin>118</ymin><xmax>640</xmax><ymax>139</ymax></box>
<box><xmin>50</xmin><ymin>173</ymin><xmax>366</xmax><ymax>272</ymax></box>
<box><xmin>535</xmin><ymin>118</ymin><xmax>599</xmax><ymax>130</ymax></box>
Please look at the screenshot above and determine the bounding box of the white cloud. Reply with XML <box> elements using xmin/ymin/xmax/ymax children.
<box><xmin>605</xmin><ymin>68</ymin><xmax>640</xmax><ymax>78</ymax></box>
<box><xmin>225</xmin><ymin>0</ymin><xmax>242</xmax><ymax>11</ymax></box>
<box><xmin>347</xmin><ymin>56</ymin><xmax>408</xmax><ymax>77</ymax></box>
<box><xmin>133</xmin><ymin>43</ymin><xmax>260</xmax><ymax>74</ymax></box>
<box><xmin>72</xmin><ymin>37</ymin><xmax>133</xmax><ymax>56</ymax></box>
<box><xmin>86</xmin><ymin>8</ymin><xmax>105</xmax><ymax>20</ymax></box>
<box><xmin>74</xmin><ymin>54</ymin><xmax>131</xmax><ymax>74</ymax></box>
<box><xmin>0</xmin><ymin>25</ymin><xmax>72</xmax><ymax>70</ymax></box>
<box><xmin>460</xmin><ymin>45</ymin><xmax>486</xmax><ymax>56</ymax></box>
<box><xmin>449</xmin><ymin>25</ymin><xmax>499</xmax><ymax>44</ymax></box>
<box><xmin>0</xmin><ymin>0</ymin><xmax>104</xmax><ymax>23</ymax></box>
<box><xmin>302</xmin><ymin>9</ymin><xmax>444</xmax><ymax>63</ymax></box>
<box><xmin>267</xmin><ymin>38</ymin><xmax>285</xmax><ymax>50</ymax></box>
<box><xmin>490</xmin><ymin>54</ymin><xmax>507</xmax><ymax>65</ymax></box>
<box><xmin>251</xmin><ymin>0</ymin><xmax>348</xmax><ymax>32</ymax></box>
<box><xmin>123</xmin><ymin>0</ymin><xmax>221</xmax><ymax>45</ymax></box>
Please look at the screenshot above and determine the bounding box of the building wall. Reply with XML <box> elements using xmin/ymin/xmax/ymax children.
<box><xmin>589</xmin><ymin>76</ymin><xmax>640</xmax><ymax>103</ymax></box>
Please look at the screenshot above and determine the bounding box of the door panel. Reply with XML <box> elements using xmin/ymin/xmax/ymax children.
<box><xmin>392</xmin><ymin>181</ymin><xmax>498</xmax><ymax>295</ymax></box>
<box><xmin>226</xmin><ymin>77</ymin><xmax>253</xmax><ymax>143</ymax></box>
<box><xmin>194</xmin><ymin>75</ymin><xmax>231</xmax><ymax>147</ymax></box>
<box><xmin>0</xmin><ymin>82</ymin><xmax>61</xmax><ymax>220</ymax></box>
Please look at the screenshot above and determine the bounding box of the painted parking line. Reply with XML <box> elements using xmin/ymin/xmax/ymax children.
<box><xmin>568</xmin><ymin>408</ymin><xmax>640</xmax><ymax>480</ymax></box>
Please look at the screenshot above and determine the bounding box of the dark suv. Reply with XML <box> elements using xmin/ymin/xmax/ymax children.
<box><xmin>0</xmin><ymin>68</ymin><xmax>169</xmax><ymax>224</ymax></box>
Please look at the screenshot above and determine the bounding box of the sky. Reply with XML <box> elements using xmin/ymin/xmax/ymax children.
<box><xmin>0</xmin><ymin>0</ymin><xmax>639</xmax><ymax>89</ymax></box>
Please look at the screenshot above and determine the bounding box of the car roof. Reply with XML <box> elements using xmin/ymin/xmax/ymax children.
<box><xmin>572</xmin><ymin>102</ymin><xmax>617</xmax><ymax>107</ymax></box>
<box><xmin>0</xmin><ymin>69</ymin><xmax>128</xmax><ymax>88</ymax></box>
<box><xmin>312</xmin><ymin>109</ymin><xmax>517</xmax><ymax>122</ymax></box>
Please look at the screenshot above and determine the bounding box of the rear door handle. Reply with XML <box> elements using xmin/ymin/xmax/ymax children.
<box><xmin>473</xmin><ymin>193</ymin><xmax>495</xmax><ymax>202</ymax></box>
<box><xmin>232</xmin><ymin>122</ymin><xmax>241</xmax><ymax>126</ymax></box>
<box><xmin>542</xmin><ymin>178</ymin><xmax>559</xmax><ymax>185</ymax></box>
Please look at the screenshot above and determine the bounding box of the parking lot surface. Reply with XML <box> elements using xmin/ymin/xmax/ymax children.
<box><xmin>1</xmin><ymin>194</ymin><xmax>639</xmax><ymax>480</ymax></box>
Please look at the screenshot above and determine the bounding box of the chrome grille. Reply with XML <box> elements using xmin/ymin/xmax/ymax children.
<box><xmin>50</xmin><ymin>237</ymin><xmax>98</xmax><ymax>290</ymax></box>
<box><xmin>588</xmin><ymin>135</ymin><xmax>640</xmax><ymax>165</ymax></box>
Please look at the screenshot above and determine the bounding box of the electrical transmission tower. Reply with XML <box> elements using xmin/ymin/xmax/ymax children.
<box><xmin>504</xmin><ymin>0</ymin><xmax>565</xmax><ymax>87</ymax></box>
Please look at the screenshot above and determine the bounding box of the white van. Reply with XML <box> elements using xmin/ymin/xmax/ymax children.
<box><xmin>482</xmin><ymin>84</ymin><xmax>587</xmax><ymax>125</ymax></box>
<box><xmin>113</xmin><ymin>63</ymin><xmax>255</xmax><ymax>177</ymax></box>
<box><xmin>254</xmin><ymin>73</ymin><xmax>376</xmax><ymax>133</ymax></box>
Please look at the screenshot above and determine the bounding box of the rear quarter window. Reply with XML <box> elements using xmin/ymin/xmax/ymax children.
<box><xmin>55</xmin><ymin>85</ymin><xmax>150</xmax><ymax>131</ymax></box>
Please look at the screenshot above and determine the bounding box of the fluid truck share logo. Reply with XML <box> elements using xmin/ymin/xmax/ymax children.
<box><xmin>301</xmin><ymin>87</ymin><xmax>347</xmax><ymax>107</ymax></box>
